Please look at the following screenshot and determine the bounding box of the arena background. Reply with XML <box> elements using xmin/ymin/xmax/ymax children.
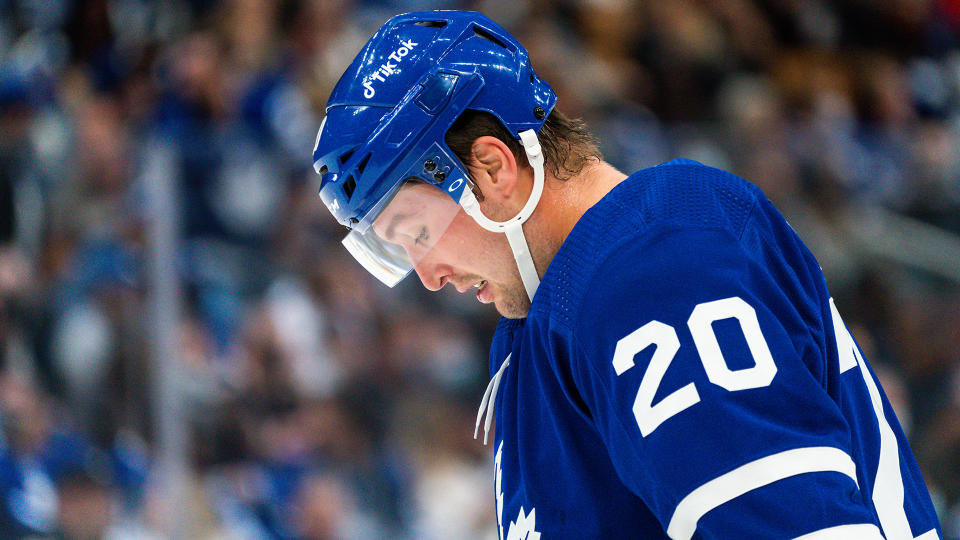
<box><xmin>0</xmin><ymin>1</ymin><xmax>959</xmax><ymax>538</ymax></box>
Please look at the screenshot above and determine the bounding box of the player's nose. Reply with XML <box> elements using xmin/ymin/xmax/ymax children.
<box><xmin>412</xmin><ymin>260</ymin><xmax>449</xmax><ymax>292</ymax></box>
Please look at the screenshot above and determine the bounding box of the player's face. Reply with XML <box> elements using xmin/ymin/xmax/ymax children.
<box><xmin>372</xmin><ymin>182</ymin><xmax>531</xmax><ymax>318</ymax></box>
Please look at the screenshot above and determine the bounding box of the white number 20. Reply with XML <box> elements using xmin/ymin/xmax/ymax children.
<box><xmin>612</xmin><ymin>296</ymin><xmax>777</xmax><ymax>437</ymax></box>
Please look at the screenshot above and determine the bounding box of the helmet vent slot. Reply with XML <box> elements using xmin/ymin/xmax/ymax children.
<box><xmin>414</xmin><ymin>20</ymin><xmax>447</xmax><ymax>28</ymax></box>
<box><xmin>339</xmin><ymin>148</ymin><xmax>355</xmax><ymax>165</ymax></box>
<box><xmin>355</xmin><ymin>153</ymin><xmax>372</xmax><ymax>175</ymax></box>
<box><xmin>473</xmin><ymin>26</ymin><xmax>507</xmax><ymax>49</ymax></box>
<box><xmin>319</xmin><ymin>165</ymin><xmax>328</xmax><ymax>174</ymax></box>
<box><xmin>342</xmin><ymin>175</ymin><xmax>356</xmax><ymax>199</ymax></box>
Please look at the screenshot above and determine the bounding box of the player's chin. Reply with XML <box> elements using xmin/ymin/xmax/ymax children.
<box><xmin>494</xmin><ymin>288</ymin><xmax>531</xmax><ymax>319</ymax></box>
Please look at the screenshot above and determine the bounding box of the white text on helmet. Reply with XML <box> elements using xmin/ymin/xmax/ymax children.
<box><xmin>362</xmin><ymin>39</ymin><xmax>418</xmax><ymax>99</ymax></box>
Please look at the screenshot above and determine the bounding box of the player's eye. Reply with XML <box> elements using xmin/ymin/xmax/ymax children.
<box><xmin>414</xmin><ymin>226</ymin><xmax>429</xmax><ymax>246</ymax></box>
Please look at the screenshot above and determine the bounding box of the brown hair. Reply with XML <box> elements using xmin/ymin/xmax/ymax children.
<box><xmin>445</xmin><ymin>108</ymin><xmax>602</xmax><ymax>181</ymax></box>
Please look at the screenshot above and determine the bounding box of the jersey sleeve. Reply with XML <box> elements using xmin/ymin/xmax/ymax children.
<box><xmin>567</xmin><ymin>224</ymin><xmax>883</xmax><ymax>539</ymax></box>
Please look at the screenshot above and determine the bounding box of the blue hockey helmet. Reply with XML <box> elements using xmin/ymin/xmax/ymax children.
<box><xmin>313</xmin><ymin>10</ymin><xmax>556</xmax><ymax>291</ymax></box>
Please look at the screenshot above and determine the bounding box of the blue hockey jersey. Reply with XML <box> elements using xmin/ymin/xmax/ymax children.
<box><xmin>483</xmin><ymin>160</ymin><xmax>941</xmax><ymax>539</ymax></box>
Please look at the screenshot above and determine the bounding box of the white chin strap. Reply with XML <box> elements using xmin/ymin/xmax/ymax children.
<box><xmin>459</xmin><ymin>129</ymin><xmax>544</xmax><ymax>302</ymax></box>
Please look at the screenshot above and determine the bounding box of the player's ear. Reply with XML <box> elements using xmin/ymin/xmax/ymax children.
<box><xmin>468</xmin><ymin>136</ymin><xmax>521</xmax><ymax>203</ymax></box>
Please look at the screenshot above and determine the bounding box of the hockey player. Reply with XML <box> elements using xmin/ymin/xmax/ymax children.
<box><xmin>312</xmin><ymin>10</ymin><xmax>941</xmax><ymax>539</ymax></box>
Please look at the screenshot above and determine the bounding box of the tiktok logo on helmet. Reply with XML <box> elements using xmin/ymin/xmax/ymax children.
<box><xmin>361</xmin><ymin>38</ymin><xmax>419</xmax><ymax>98</ymax></box>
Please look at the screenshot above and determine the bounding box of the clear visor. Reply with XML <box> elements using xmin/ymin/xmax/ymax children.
<box><xmin>342</xmin><ymin>181</ymin><xmax>463</xmax><ymax>287</ymax></box>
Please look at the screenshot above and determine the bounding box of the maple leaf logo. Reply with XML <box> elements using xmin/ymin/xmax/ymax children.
<box><xmin>496</xmin><ymin>442</ymin><xmax>541</xmax><ymax>540</ymax></box>
<box><xmin>507</xmin><ymin>507</ymin><xmax>541</xmax><ymax>540</ymax></box>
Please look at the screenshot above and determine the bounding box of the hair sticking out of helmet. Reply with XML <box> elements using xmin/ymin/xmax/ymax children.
<box><xmin>312</xmin><ymin>11</ymin><xmax>557</xmax><ymax>298</ymax></box>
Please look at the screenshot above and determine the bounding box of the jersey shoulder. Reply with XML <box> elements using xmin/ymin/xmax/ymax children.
<box><xmin>533</xmin><ymin>159</ymin><xmax>763</xmax><ymax>328</ymax></box>
<box><xmin>615</xmin><ymin>158</ymin><xmax>760</xmax><ymax>234</ymax></box>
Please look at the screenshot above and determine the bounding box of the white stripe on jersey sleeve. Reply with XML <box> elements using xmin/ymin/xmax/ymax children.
<box><xmin>665</xmin><ymin>446</ymin><xmax>858</xmax><ymax>540</ymax></box>
<box><xmin>793</xmin><ymin>523</ymin><xmax>884</xmax><ymax>539</ymax></box>
<box><xmin>832</xmin><ymin>299</ymin><xmax>939</xmax><ymax>540</ymax></box>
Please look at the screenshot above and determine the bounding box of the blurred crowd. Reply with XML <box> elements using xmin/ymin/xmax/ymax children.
<box><xmin>0</xmin><ymin>0</ymin><xmax>959</xmax><ymax>538</ymax></box>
